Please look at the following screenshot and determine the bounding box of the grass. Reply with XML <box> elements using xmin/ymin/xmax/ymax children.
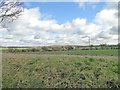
<box><xmin>1</xmin><ymin>46</ymin><xmax>119</xmax><ymax>56</ymax></box>
<box><xmin>1</xmin><ymin>48</ymin><xmax>30</xmax><ymax>52</ymax></box>
<box><xmin>2</xmin><ymin>53</ymin><xmax>119</xmax><ymax>88</ymax></box>
<box><xmin>22</xmin><ymin>49</ymin><xmax>118</xmax><ymax>56</ymax></box>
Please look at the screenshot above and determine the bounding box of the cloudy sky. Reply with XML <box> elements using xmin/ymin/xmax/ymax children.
<box><xmin>0</xmin><ymin>1</ymin><xmax>118</xmax><ymax>46</ymax></box>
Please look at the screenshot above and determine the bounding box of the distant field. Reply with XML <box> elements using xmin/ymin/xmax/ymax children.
<box><xmin>1</xmin><ymin>48</ymin><xmax>119</xmax><ymax>56</ymax></box>
<box><xmin>2</xmin><ymin>53</ymin><xmax>119</xmax><ymax>88</ymax></box>
<box><xmin>22</xmin><ymin>49</ymin><xmax>118</xmax><ymax>56</ymax></box>
<box><xmin>1</xmin><ymin>48</ymin><xmax>30</xmax><ymax>52</ymax></box>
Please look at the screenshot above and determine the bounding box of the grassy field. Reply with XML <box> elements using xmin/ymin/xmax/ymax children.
<box><xmin>1</xmin><ymin>48</ymin><xmax>30</xmax><ymax>52</ymax></box>
<box><xmin>22</xmin><ymin>49</ymin><xmax>118</xmax><ymax>56</ymax></box>
<box><xmin>2</xmin><ymin>53</ymin><xmax>119</xmax><ymax>88</ymax></box>
<box><xmin>1</xmin><ymin>48</ymin><xmax>119</xmax><ymax>56</ymax></box>
<box><xmin>1</xmin><ymin>46</ymin><xmax>119</xmax><ymax>88</ymax></box>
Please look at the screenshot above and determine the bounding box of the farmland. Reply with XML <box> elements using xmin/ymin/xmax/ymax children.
<box><xmin>1</xmin><ymin>45</ymin><xmax>119</xmax><ymax>56</ymax></box>
<box><xmin>2</xmin><ymin>53</ymin><xmax>119</xmax><ymax>88</ymax></box>
<box><xmin>1</xmin><ymin>45</ymin><xmax>120</xmax><ymax>88</ymax></box>
<box><xmin>22</xmin><ymin>49</ymin><xmax>118</xmax><ymax>56</ymax></box>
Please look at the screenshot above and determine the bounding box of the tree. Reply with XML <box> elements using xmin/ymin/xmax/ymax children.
<box><xmin>0</xmin><ymin>0</ymin><xmax>24</xmax><ymax>26</ymax></box>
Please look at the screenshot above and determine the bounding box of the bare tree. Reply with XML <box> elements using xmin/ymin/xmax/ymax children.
<box><xmin>0</xmin><ymin>0</ymin><xmax>24</xmax><ymax>25</ymax></box>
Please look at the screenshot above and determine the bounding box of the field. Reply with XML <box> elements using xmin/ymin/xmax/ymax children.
<box><xmin>1</xmin><ymin>45</ymin><xmax>120</xmax><ymax>88</ymax></box>
<box><xmin>22</xmin><ymin>49</ymin><xmax>118</xmax><ymax>56</ymax></box>
<box><xmin>2</xmin><ymin>53</ymin><xmax>119</xmax><ymax>88</ymax></box>
<box><xmin>1</xmin><ymin>45</ymin><xmax>119</xmax><ymax>56</ymax></box>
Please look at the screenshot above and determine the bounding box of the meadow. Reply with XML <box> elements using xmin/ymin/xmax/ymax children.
<box><xmin>1</xmin><ymin>45</ymin><xmax>119</xmax><ymax>56</ymax></box>
<box><xmin>2</xmin><ymin>53</ymin><xmax>119</xmax><ymax>88</ymax></box>
<box><xmin>1</xmin><ymin>45</ymin><xmax>120</xmax><ymax>88</ymax></box>
<box><xmin>22</xmin><ymin>49</ymin><xmax>118</xmax><ymax>56</ymax></box>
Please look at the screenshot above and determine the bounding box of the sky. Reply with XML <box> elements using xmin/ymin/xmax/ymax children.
<box><xmin>0</xmin><ymin>1</ymin><xmax>118</xmax><ymax>46</ymax></box>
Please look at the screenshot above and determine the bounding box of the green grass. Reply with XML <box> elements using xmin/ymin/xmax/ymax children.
<box><xmin>1</xmin><ymin>48</ymin><xmax>30</xmax><ymax>52</ymax></box>
<box><xmin>22</xmin><ymin>49</ymin><xmax>118</xmax><ymax>56</ymax></box>
<box><xmin>1</xmin><ymin>46</ymin><xmax>119</xmax><ymax>56</ymax></box>
<box><xmin>2</xmin><ymin>53</ymin><xmax>119</xmax><ymax>88</ymax></box>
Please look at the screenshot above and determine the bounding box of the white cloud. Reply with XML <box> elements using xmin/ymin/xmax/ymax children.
<box><xmin>94</xmin><ymin>9</ymin><xmax>118</xmax><ymax>26</ymax></box>
<box><xmin>93</xmin><ymin>8</ymin><xmax>118</xmax><ymax>40</ymax></box>
<box><xmin>73</xmin><ymin>0</ymin><xmax>119</xmax><ymax>2</ymax></box>
<box><xmin>73</xmin><ymin>0</ymin><xmax>118</xmax><ymax>10</ymax></box>
<box><xmin>0</xmin><ymin>2</ymin><xmax>118</xmax><ymax>46</ymax></box>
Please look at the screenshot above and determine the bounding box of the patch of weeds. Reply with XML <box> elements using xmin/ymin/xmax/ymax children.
<box><xmin>94</xmin><ymin>69</ymin><xmax>103</xmax><ymax>79</ymax></box>
<box><xmin>58</xmin><ymin>82</ymin><xmax>67</xmax><ymax>88</ymax></box>
<box><xmin>70</xmin><ymin>72</ymin><xmax>76</xmax><ymax>77</ymax></box>
<box><xmin>18</xmin><ymin>77</ymin><xmax>23</xmax><ymax>83</ymax></box>
<box><xmin>74</xmin><ymin>61</ymin><xmax>82</xmax><ymax>66</ymax></box>
<box><xmin>28</xmin><ymin>57</ymin><xmax>42</xmax><ymax>65</ymax></box>
<box><xmin>106</xmin><ymin>79</ymin><xmax>120</xmax><ymax>88</ymax></box>
<box><xmin>81</xmin><ymin>66</ymin><xmax>92</xmax><ymax>70</ymax></box>
<box><xmin>36</xmin><ymin>57</ymin><xmax>42</xmax><ymax>61</ymax></box>
<box><xmin>30</xmin><ymin>79</ymin><xmax>46</xmax><ymax>88</ymax></box>
<box><xmin>61</xmin><ymin>72</ymin><xmax>67</xmax><ymax>78</ymax></box>
<box><xmin>84</xmin><ymin>72</ymin><xmax>89</xmax><ymax>77</ymax></box>
<box><xmin>82</xmin><ymin>78</ymin><xmax>90</xmax><ymax>84</ymax></box>
<box><xmin>79</xmin><ymin>73</ymin><xmax>86</xmax><ymax>80</ymax></box>
<box><xmin>28</xmin><ymin>59</ymin><xmax>37</xmax><ymax>65</ymax></box>
<box><xmin>88</xmin><ymin>58</ymin><xmax>95</xmax><ymax>62</ymax></box>
<box><xmin>110</xmin><ymin>66</ymin><xmax>118</xmax><ymax>73</ymax></box>
<box><xmin>84</xmin><ymin>60</ymin><xmax>91</xmax><ymax>65</ymax></box>
<box><xmin>109</xmin><ymin>61</ymin><xmax>117</xmax><ymax>66</ymax></box>
<box><xmin>99</xmin><ymin>58</ymin><xmax>105</xmax><ymax>62</ymax></box>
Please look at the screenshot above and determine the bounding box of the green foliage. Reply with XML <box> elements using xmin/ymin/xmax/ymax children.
<box><xmin>81</xmin><ymin>66</ymin><xmax>92</xmax><ymax>70</ymax></box>
<box><xmin>106</xmin><ymin>79</ymin><xmax>120</xmax><ymax>88</ymax></box>
<box><xmin>84</xmin><ymin>60</ymin><xmax>91</xmax><ymax>65</ymax></box>
<box><xmin>28</xmin><ymin>59</ymin><xmax>36</xmax><ymax>65</ymax></box>
<box><xmin>28</xmin><ymin>57</ymin><xmax>42</xmax><ymax>65</ymax></box>
<box><xmin>110</xmin><ymin>66</ymin><xmax>118</xmax><ymax>74</ymax></box>
<box><xmin>74</xmin><ymin>61</ymin><xmax>82</xmax><ymax>66</ymax></box>
<box><xmin>61</xmin><ymin>73</ymin><xmax>66</xmax><ymax>78</ymax></box>
<box><xmin>99</xmin><ymin>58</ymin><xmax>105</xmax><ymax>62</ymax></box>
<box><xmin>88</xmin><ymin>58</ymin><xmax>95</xmax><ymax>62</ymax></box>
<box><xmin>94</xmin><ymin>70</ymin><xmax>103</xmax><ymax>78</ymax></box>
<box><xmin>2</xmin><ymin>46</ymin><xmax>118</xmax><ymax>56</ymax></box>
